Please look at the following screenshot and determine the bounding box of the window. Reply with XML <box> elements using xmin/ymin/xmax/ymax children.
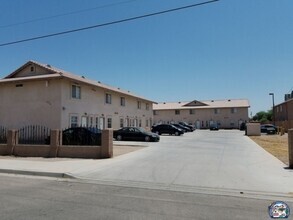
<box><xmin>89</xmin><ymin>117</ymin><xmax>93</xmax><ymax>127</ymax></box>
<box><xmin>105</xmin><ymin>93</ymin><xmax>112</xmax><ymax>104</ymax></box>
<box><xmin>231</xmin><ymin>108</ymin><xmax>237</xmax><ymax>114</ymax></box>
<box><xmin>137</xmin><ymin>101</ymin><xmax>141</xmax><ymax>109</ymax></box>
<box><xmin>280</xmin><ymin>105</ymin><xmax>283</xmax><ymax>112</ymax></box>
<box><xmin>120</xmin><ymin>97</ymin><xmax>125</xmax><ymax>106</ymax></box>
<box><xmin>214</xmin><ymin>109</ymin><xmax>220</xmax><ymax>114</ymax></box>
<box><xmin>146</xmin><ymin>103</ymin><xmax>149</xmax><ymax>110</ymax></box>
<box><xmin>139</xmin><ymin>119</ymin><xmax>142</xmax><ymax>127</ymax></box>
<box><xmin>190</xmin><ymin>109</ymin><xmax>195</xmax><ymax>115</ymax></box>
<box><xmin>30</xmin><ymin>66</ymin><xmax>34</xmax><ymax>72</ymax></box>
<box><xmin>107</xmin><ymin>118</ymin><xmax>112</xmax><ymax>128</ymax></box>
<box><xmin>120</xmin><ymin>118</ymin><xmax>124</xmax><ymax>128</ymax></box>
<box><xmin>95</xmin><ymin>117</ymin><xmax>99</xmax><ymax>128</ymax></box>
<box><xmin>72</xmin><ymin>85</ymin><xmax>81</xmax><ymax>99</ymax></box>
<box><xmin>154</xmin><ymin>110</ymin><xmax>158</xmax><ymax>115</ymax></box>
<box><xmin>175</xmin><ymin>110</ymin><xmax>180</xmax><ymax>115</ymax></box>
<box><xmin>146</xmin><ymin>119</ymin><xmax>149</xmax><ymax>127</ymax></box>
<box><xmin>70</xmin><ymin>115</ymin><xmax>78</xmax><ymax>127</ymax></box>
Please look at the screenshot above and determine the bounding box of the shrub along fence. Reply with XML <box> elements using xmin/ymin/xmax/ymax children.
<box><xmin>0</xmin><ymin>127</ymin><xmax>113</xmax><ymax>159</ymax></box>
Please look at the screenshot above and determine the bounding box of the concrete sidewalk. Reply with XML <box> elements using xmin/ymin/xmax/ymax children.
<box><xmin>0</xmin><ymin>143</ymin><xmax>146</xmax><ymax>178</ymax></box>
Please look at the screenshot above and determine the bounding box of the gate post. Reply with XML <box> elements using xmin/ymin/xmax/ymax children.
<box><xmin>101</xmin><ymin>129</ymin><xmax>113</xmax><ymax>158</ymax></box>
<box><xmin>49</xmin><ymin>129</ymin><xmax>61</xmax><ymax>157</ymax></box>
<box><xmin>8</xmin><ymin>130</ymin><xmax>18</xmax><ymax>156</ymax></box>
<box><xmin>288</xmin><ymin>129</ymin><xmax>293</xmax><ymax>168</ymax></box>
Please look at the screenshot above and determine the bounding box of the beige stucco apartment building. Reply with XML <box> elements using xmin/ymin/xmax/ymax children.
<box><xmin>153</xmin><ymin>99</ymin><xmax>250</xmax><ymax>129</ymax></box>
<box><xmin>0</xmin><ymin>61</ymin><xmax>155</xmax><ymax>130</ymax></box>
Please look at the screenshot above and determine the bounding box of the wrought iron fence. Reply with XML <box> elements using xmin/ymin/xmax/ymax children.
<box><xmin>62</xmin><ymin>126</ymin><xmax>101</xmax><ymax>146</ymax></box>
<box><xmin>0</xmin><ymin>126</ymin><xmax>7</xmax><ymax>144</ymax></box>
<box><xmin>18</xmin><ymin>125</ymin><xmax>50</xmax><ymax>145</ymax></box>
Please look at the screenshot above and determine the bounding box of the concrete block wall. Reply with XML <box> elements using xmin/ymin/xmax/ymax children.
<box><xmin>0</xmin><ymin>129</ymin><xmax>113</xmax><ymax>159</ymax></box>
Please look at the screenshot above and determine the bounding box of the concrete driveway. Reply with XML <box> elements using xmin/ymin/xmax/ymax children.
<box><xmin>69</xmin><ymin>130</ymin><xmax>293</xmax><ymax>196</ymax></box>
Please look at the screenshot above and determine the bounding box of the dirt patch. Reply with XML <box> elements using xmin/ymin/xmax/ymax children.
<box><xmin>249</xmin><ymin>134</ymin><xmax>288</xmax><ymax>165</ymax></box>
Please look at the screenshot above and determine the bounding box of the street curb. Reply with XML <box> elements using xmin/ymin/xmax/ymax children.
<box><xmin>0</xmin><ymin>169</ymin><xmax>76</xmax><ymax>179</ymax></box>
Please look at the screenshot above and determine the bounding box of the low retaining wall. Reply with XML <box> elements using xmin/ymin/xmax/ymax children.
<box><xmin>0</xmin><ymin>129</ymin><xmax>113</xmax><ymax>159</ymax></box>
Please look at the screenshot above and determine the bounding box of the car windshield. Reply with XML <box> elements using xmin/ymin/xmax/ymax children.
<box><xmin>137</xmin><ymin>127</ymin><xmax>146</xmax><ymax>133</ymax></box>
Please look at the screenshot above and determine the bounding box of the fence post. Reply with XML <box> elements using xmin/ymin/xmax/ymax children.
<box><xmin>101</xmin><ymin>129</ymin><xmax>113</xmax><ymax>159</ymax></box>
<box><xmin>49</xmin><ymin>129</ymin><xmax>61</xmax><ymax>157</ymax></box>
<box><xmin>8</xmin><ymin>130</ymin><xmax>18</xmax><ymax>156</ymax></box>
<box><xmin>289</xmin><ymin>129</ymin><xmax>293</xmax><ymax>169</ymax></box>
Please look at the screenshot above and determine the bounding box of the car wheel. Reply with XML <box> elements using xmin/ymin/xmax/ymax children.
<box><xmin>145</xmin><ymin>136</ymin><xmax>150</xmax><ymax>142</ymax></box>
<box><xmin>175</xmin><ymin>131</ymin><xmax>179</xmax><ymax>136</ymax></box>
<box><xmin>116</xmin><ymin>135</ymin><xmax>122</xmax><ymax>141</ymax></box>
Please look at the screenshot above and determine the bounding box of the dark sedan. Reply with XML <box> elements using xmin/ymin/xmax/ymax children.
<box><xmin>113</xmin><ymin>127</ymin><xmax>160</xmax><ymax>142</ymax></box>
<box><xmin>151</xmin><ymin>124</ymin><xmax>184</xmax><ymax>136</ymax></box>
<box><xmin>260</xmin><ymin>124</ymin><xmax>277</xmax><ymax>134</ymax></box>
<box><xmin>62</xmin><ymin>127</ymin><xmax>102</xmax><ymax>145</ymax></box>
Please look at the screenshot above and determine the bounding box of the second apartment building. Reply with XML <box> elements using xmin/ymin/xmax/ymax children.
<box><xmin>153</xmin><ymin>99</ymin><xmax>250</xmax><ymax>129</ymax></box>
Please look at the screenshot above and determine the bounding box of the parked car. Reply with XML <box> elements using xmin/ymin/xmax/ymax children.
<box><xmin>179</xmin><ymin>122</ymin><xmax>195</xmax><ymax>131</ymax></box>
<box><xmin>113</xmin><ymin>127</ymin><xmax>160</xmax><ymax>142</ymax></box>
<box><xmin>62</xmin><ymin>127</ymin><xmax>102</xmax><ymax>145</ymax></box>
<box><xmin>151</xmin><ymin>124</ymin><xmax>184</xmax><ymax>136</ymax></box>
<box><xmin>260</xmin><ymin>124</ymin><xmax>277</xmax><ymax>134</ymax></box>
<box><xmin>172</xmin><ymin>123</ymin><xmax>192</xmax><ymax>132</ymax></box>
<box><xmin>209</xmin><ymin>124</ymin><xmax>219</xmax><ymax>131</ymax></box>
<box><xmin>239</xmin><ymin>122</ymin><xmax>246</xmax><ymax>131</ymax></box>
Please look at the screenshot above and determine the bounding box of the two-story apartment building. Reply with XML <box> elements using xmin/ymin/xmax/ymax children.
<box><xmin>153</xmin><ymin>99</ymin><xmax>250</xmax><ymax>129</ymax></box>
<box><xmin>0</xmin><ymin>61</ymin><xmax>155</xmax><ymax>130</ymax></box>
<box><xmin>274</xmin><ymin>92</ymin><xmax>293</xmax><ymax>132</ymax></box>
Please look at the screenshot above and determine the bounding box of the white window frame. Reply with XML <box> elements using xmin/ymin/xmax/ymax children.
<box><xmin>214</xmin><ymin>109</ymin><xmax>220</xmax><ymax>114</ymax></box>
<box><xmin>70</xmin><ymin>115</ymin><xmax>79</xmax><ymax>127</ymax></box>
<box><xmin>71</xmin><ymin>84</ymin><xmax>81</xmax><ymax>99</ymax></box>
<box><xmin>231</xmin><ymin>108</ymin><xmax>237</xmax><ymax>114</ymax></box>
<box><xmin>105</xmin><ymin>93</ymin><xmax>112</xmax><ymax>104</ymax></box>
<box><xmin>107</xmin><ymin>117</ymin><xmax>112</xmax><ymax>128</ymax></box>
<box><xmin>120</xmin><ymin>97</ymin><xmax>125</xmax><ymax>106</ymax></box>
<box><xmin>137</xmin><ymin>101</ymin><xmax>141</xmax><ymax>109</ymax></box>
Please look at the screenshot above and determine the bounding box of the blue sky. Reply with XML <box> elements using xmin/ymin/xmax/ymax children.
<box><xmin>0</xmin><ymin>0</ymin><xmax>292</xmax><ymax>116</ymax></box>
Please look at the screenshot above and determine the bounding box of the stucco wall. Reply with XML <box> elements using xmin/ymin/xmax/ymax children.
<box><xmin>0</xmin><ymin>79</ymin><xmax>62</xmax><ymax>129</ymax></box>
<box><xmin>59</xmin><ymin>78</ymin><xmax>153</xmax><ymax>129</ymax></box>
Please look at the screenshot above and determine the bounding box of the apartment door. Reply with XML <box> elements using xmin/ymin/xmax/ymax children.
<box><xmin>81</xmin><ymin>116</ymin><xmax>88</xmax><ymax>127</ymax></box>
<box><xmin>196</xmin><ymin>120</ymin><xmax>201</xmax><ymax>129</ymax></box>
<box><xmin>99</xmin><ymin>117</ymin><xmax>105</xmax><ymax>129</ymax></box>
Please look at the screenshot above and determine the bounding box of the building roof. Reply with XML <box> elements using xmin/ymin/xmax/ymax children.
<box><xmin>153</xmin><ymin>99</ymin><xmax>250</xmax><ymax>110</ymax></box>
<box><xmin>1</xmin><ymin>60</ymin><xmax>156</xmax><ymax>103</ymax></box>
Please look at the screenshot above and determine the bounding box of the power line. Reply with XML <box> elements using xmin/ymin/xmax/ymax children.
<box><xmin>0</xmin><ymin>0</ymin><xmax>139</xmax><ymax>29</ymax></box>
<box><xmin>0</xmin><ymin>0</ymin><xmax>219</xmax><ymax>47</ymax></box>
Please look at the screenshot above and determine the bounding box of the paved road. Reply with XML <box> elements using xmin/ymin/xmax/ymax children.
<box><xmin>68</xmin><ymin>130</ymin><xmax>293</xmax><ymax>198</ymax></box>
<box><xmin>0</xmin><ymin>174</ymin><xmax>288</xmax><ymax>220</ymax></box>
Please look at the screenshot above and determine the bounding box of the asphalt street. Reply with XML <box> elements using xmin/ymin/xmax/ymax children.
<box><xmin>0</xmin><ymin>174</ymin><xmax>288</xmax><ymax>220</ymax></box>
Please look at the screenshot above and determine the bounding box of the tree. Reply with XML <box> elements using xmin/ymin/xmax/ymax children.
<box><xmin>252</xmin><ymin>110</ymin><xmax>272</xmax><ymax>123</ymax></box>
